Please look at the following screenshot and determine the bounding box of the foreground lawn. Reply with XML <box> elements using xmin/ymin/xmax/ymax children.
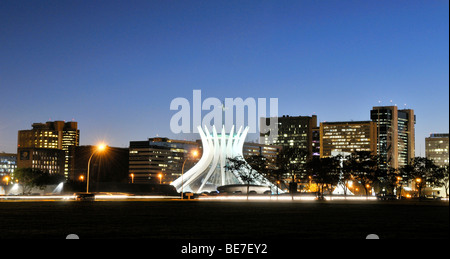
<box><xmin>0</xmin><ymin>200</ymin><xmax>448</xmax><ymax>239</ymax></box>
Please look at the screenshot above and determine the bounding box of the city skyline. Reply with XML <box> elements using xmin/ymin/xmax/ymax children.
<box><xmin>1</xmin><ymin>0</ymin><xmax>448</xmax><ymax>156</ymax></box>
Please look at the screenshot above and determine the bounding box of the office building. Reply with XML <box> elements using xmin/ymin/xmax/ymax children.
<box><xmin>18</xmin><ymin>121</ymin><xmax>79</xmax><ymax>178</ymax></box>
<box><xmin>320</xmin><ymin>121</ymin><xmax>377</xmax><ymax>158</ymax></box>
<box><xmin>129</xmin><ymin>138</ymin><xmax>200</xmax><ymax>184</ymax></box>
<box><xmin>426</xmin><ymin>133</ymin><xmax>449</xmax><ymax>167</ymax></box>
<box><xmin>260</xmin><ymin>115</ymin><xmax>317</xmax><ymax>190</ymax></box>
<box><xmin>17</xmin><ymin>148</ymin><xmax>65</xmax><ymax>175</ymax></box>
<box><xmin>243</xmin><ymin>142</ymin><xmax>282</xmax><ymax>171</ymax></box>
<box><xmin>370</xmin><ymin>106</ymin><xmax>415</xmax><ymax>169</ymax></box>
<box><xmin>260</xmin><ymin>115</ymin><xmax>317</xmax><ymax>161</ymax></box>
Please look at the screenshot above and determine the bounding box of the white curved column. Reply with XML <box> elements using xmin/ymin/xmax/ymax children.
<box><xmin>171</xmin><ymin>125</ymin><xmax>283</xmax><ymax>194</ymax></box>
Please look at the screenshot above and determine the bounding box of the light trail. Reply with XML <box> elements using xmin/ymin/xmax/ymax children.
<box><xmin>1</xmin><ymin>194</ymin><xmax>447</xmax><ymax>202</ymax></box>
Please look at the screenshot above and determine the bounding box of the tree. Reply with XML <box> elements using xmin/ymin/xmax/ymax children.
<box><xmin>401</xmin><ymin>157</ymin><xmax>441</xmax><ymax>198</ymax></box>
<box><xmin>225</xmin><ymin>156</ymin><xmax>264</xmax><ymax>200</ymax></box>
<box><xmin>336</xmin><ymin>155</ymin><xmax>353</xmax><ymax>196</ymax></box>
<box><xmin>411</xmin><ymin>157</ymin><xmax>438</xmax><ymax>198</ymax></box>
<box><xmin>305</xmin><ymin>156</ymin><xmax>341</xmax><ymax>199</ymax></box>
<box><xmin>375</xmin><ymin>167</ymin><xmax>400</xmax><ymax>197</ymax></box>
<box><xmin>343</xmin><ymin>151</ymin><xmax>378</xmax><ymax>197</ymax></box>
<box><xmin>12</xmin><ymin>168</ymin><xmax>63</xmax><ymax>195</ymax></box>
<box><xmin>246</xmin><ymin>155</ymin><xmax>278</xmax><ymax>194</ymax></box>
<box><xmin>399</xmin><ymin>164</ymin><xmax>415</xmax><ymax>198</ymax></box>
<box><xmin>437</xmin><ymin>165</ymin><xmax>449</xmax><ymax>198</ymax></box>
<box><xmin>385</xmin><ymin>167</ymin><xmax>403</xmax><ymax>198</ymax></box>
<box><xmin>246</xmin><ymin>155</ymin><xmax>269</xmax><ymax>178</ymax></box>
<box><xmin>275</xmin><ymin>147</ymin><xmax>309</xmax><ymax>195</ymax></box>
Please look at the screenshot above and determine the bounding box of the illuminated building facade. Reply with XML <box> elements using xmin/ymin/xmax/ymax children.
<box><xmin>320</xmin><ymin>121</ymin><xmax>377</xmax><ymax>158</ymax></box>
<box><xmin>129</xmin><ymin>138</ymin><xmax>200</xmax><ymax>184</ymax></box>
<box><xmin>17</xmin><ymin>121</ymin><xmax>79</xmax><ymax>178</ymax></box>
<box><xmin>370</xmin><ymin>106</ymin><xmax>415</xmax><ymax>169</ymax></box>
<box><xmin>426</xmin><ymin>133</ymin><xmax>449</xmax><ymax>167</ymax></box>
<box><xmin>17</xmin><ymin>148</ymin><xmax>65</xmax><ymax>175</ymax></box>
<box><xmin>260</xmin><ymin>115</ymin><xmax>317</xmax><ymax>161</ymax></box>
<box><xmin>260</xmin><ymin>115</ymin><xmax>317</xmax><ymax>188</ymax></box>
<box><xmin>243</xmin><ymin>142</ymin><xmax>282</xmax><ymax>171</ymax></box>
<box><xmin>0</xmin><ymin>153</ymin><xmax>16</xmax><ymax>184</ymax></box>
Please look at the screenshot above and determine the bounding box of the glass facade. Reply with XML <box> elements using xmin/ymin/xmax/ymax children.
<box><xmin>371</xmin><ymin>106</ymin><xmax>415</xmax><ymax>169</ymax></box>
<box><xmin>397</xmin><ymin>111</ymin><xmax>409</xmax><ymax>167</ymax></box>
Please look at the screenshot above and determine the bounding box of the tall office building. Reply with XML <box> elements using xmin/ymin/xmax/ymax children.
<box><xmin>320</xmin><ymin>121</ymin><xmax>377</xmax><ymax>158</ymax></box>
<box><xmin>17</xmin><ymin>121</ymin><xmax>80</xmax><ymax>178</ymax></box>
<box><xmin>129</xmin><ymin>138</ymin><xmax>200</xmax><ymax>184</ymax></box>
<box><xmin>370</xmin><ymin>106</ymin><xmax>415</xmax><ymax>169</ymax></box>
<box><xmin>426</xmin><ymin>133</ymin><xmax>449</xmax><ymax>167</ymax></box>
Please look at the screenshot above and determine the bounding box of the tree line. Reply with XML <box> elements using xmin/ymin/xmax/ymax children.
<box><xmin>228</xmin><ymin>148</ymin><xmax>449</xmax><ymax>199</ymax></box>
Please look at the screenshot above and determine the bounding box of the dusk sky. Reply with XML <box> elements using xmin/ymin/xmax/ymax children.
<box><xmin>1</xmin><ymin>0</ymin><xmax>448</xmax><ymax>155</ymax></box>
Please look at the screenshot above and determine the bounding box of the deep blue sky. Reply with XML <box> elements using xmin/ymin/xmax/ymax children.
<box><xmin>1</xmin><ymin>0</ymin><xmax>448</xmax><ymax>155</ymax></box>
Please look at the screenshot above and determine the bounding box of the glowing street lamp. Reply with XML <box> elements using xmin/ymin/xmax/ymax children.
<box><xmin>130</xmin><ymin>173</ymin><xmax>134</xmax><ymax>184</ymax></box>
<box><xmin>158</xmin><ymin>173</ymin><xmax>163</xmax><ymax>184</ymax></box>
<box><xmin>3</xmin><ymin>176</ymin><xmax>10</xmax><ymax>185</ymax></box>
<box><xmin>181</xmin><ymin>149</ymin><xmax>199</xmax><ymax>199</ymax></box>
<box><xmin>86</xmin><ymin>143</ymin><xmax>107</xmax><ymax>193</ymax></box>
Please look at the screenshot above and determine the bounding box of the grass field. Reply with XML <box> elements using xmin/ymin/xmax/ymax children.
<box><xmin>0</xmin><ymin>199</ymin><xmax>448</xmax><ymax>239</ymax></box>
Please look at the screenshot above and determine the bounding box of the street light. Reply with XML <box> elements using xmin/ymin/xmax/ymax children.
<box><xmin>277</xmin><ymin>180</ymin><xmax>281</xmax><ymax>198</ymax></box>
<box><xmin>181</xmin><ymin>149</ymin><xmax>199</xmax><ymax>199</ymax></box>
<box><xmin>86</xmin><ymin>143</ymin><xmax>107</xmax><ymax>193</ymax></box>
<box><xmin>2</xmin><ymin>176</ymin><xmax>10</xmax><ymax>185</ymax></box>
<box><xmin>158</xmin><ymin>173</ymin><xmax>163</xmax><ymax>184</ymax></box>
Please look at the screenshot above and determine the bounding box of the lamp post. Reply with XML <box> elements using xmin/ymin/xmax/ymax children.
<box><xmin>86</xmin><ymin>144</ymin><xmax>106</xmax><ymax>193</ymax></box>
<box><xmin>181</xmin><ymin>150</ymin><xmax>198</xmax><ymax>199</ymax></box>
